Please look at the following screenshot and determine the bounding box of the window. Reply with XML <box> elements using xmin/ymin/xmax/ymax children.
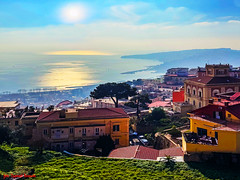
<box><xmin>15</xmin><ymin>121</ymin><xmax>19</xmax><ymax>126</ymax></box>
<box><xmin>193</xmin><ymin>89</ymin><xmax>196</xmax><ymax>95</ymax></box>
<box><xmin>115</xmin><ymin>139</ymin><xmax>119</xmax><ymax>145</ymax></box>
<box><xmin>82</xmin><ymin>128</ymin><xmax>86</xmax><ymax>136</ymax></box>
<box><xmin>199</xmin><ymin>102</ymin><xmax>202</xmax><ymax>108</ymax></box>
<box><xmin>193</xmin><ymin>100</ymin><xmax>195</xmax><ymax>106</ymax></box>
<box><xmin>197</xmin><ymin>128</ymin><xmax>207</xmax><ymax>136</ymax></box>
<box><xmin>113</xmin><ymin>125</ymin><xmax>120</xmax><ymax>132</ymax></box>
<box><xmin>215</xmin><ymin>132</ymin><xmax>218</xmax><ymax>140</ymax></box>
<box><xmin>95</xmin><ymin>128</ymin><xmax>99</xmax><ymax>135</ymax></box>
<box><xmin>43</xmin><ymin>129</ymin><xmax>48</xmax><ymax>135</ymax></box>
<box><xmin>70</xmin><ymin>128</ymin><xmax>74</xmax><ymax>134</ymax></box>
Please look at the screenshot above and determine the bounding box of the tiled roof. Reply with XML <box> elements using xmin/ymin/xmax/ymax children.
<box><xmin>108</xmin><ymin>146</ymin><xmax>184</xmax><ymax>160</ymax></box>
<box><xmin>158</xmin><ymin>147</ymin><xmax>184</xmax><ymax>157</ymax></box>
<box><xmin>108</xmin><ymin>146</ymin><xmax>138</xmax><ymax>159</ymax></box>
<box><xmin>230</xmin><ymin>92</ymin><xmax>240</xmax><ymax>101</ymax></box>
<box><xmin>148</xmin><ymin>101</ymin><xmax>171</xmax><ymax>108</ymax></box>
<box><xmin>186</xmin><ymin>76</ymin><xmax>240</xmax><ymax>85</ymax></box>
<box><xmin>37</xmin><ymin>108</ymin><xmax>129</xmax><ymax>122</ymax></box>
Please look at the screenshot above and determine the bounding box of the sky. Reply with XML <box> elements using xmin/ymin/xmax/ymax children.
<box><xmin>1</xmin><ymin>0</ymin><xmax>240</xmax><ymax>55</ymax></box>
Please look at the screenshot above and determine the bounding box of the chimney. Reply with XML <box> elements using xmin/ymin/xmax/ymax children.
<box><xmin>209</xmin><ymin>99</ymin><xmax>214</xmax><ymax>104</ymax></box>
<box><xmin>59</xmin><ymin>109</ymin><xmax>66</xmax><ymax>118</ymax></box>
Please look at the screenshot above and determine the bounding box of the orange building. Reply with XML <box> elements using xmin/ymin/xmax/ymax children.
<box><xmin>33</xmin><ymin>108</ymin><xmax>129</xmax><ymax>151</ymax></box>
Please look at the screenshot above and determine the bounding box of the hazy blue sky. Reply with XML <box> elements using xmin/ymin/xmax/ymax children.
<box><xmin>1</xmin><ymin>0</ymin><xmax>240</xmax><ymax>55</ymax></box>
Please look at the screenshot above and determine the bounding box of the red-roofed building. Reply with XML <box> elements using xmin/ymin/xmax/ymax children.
<box><xmin>32</xmin><ymin>108</ymin><xmax>130</xmax><ymax>152</ymax></box>
<box><xmin>108</xmin><ymin>146</ymin><xmax>183</xmax><ymax>161</ymax></box>
<box><xmin>148</xmin><ymin>101</ymin><xmax>171</xmax><ymax>112</ymax></box>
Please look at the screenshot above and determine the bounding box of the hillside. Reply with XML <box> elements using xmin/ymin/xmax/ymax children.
<box><xmin>121</xmin><ymin>48</ymin><xmax>240</xmax><ymax>74</ymax></box>
<box><xmin>0</xmin><ymin>144</ymin><xmax>239</xmax><ymax>180</ymax></box>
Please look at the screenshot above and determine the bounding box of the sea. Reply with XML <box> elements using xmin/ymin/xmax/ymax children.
<box><xmin>0</xmin><ymin>53</ymin><xmax>163</xmax><ymax>93</ymax></box>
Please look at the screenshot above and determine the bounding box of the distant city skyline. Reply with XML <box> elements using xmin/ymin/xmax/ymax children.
<box><xmin>1</xmin><ymin>0</ymin><xmax>240</xmax><ymax>55</ymax></box>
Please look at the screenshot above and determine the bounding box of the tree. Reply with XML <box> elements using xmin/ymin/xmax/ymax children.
<box><xmin>94</xmin><ymin>135</ymin><xmax>115</xmax><ymax>156</ymax></box>
<box><xmin>47</xmin><ymin>105</ymin><xmax>54</xmax><ymax>112</ymax></box>
<box><xmin>145</xmin><ymin>107</ymin><xmax>166</xmax><ymax>125</ymax></box>
<box><xmin>0</xmin><ymin>126</ymin><xmax>12</xmax><ymax>144</ymax></box>
<box><xmin>90</xmin><ymin>82</ymin><xmax>137</xmax><ymax>108</ymax></box>
<box><xmin>125</xmin><ymin>93</ymin><xmax>152</xmax><ymax>120</ymax></box>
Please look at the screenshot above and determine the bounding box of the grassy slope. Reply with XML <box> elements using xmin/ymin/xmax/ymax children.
<box><xmin>0</xmin><ymin>144</ymin><xmax>239</xmax><ymax>180</ymax></box>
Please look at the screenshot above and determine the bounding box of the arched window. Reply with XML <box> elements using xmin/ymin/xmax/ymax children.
<box><xmin>199</xmin><ymin>102</ymin><xmax>202</xmax><ymax>108</ymax></box>
<box><xmin>193</xmin><ymin>87</ymin><xmax>196</xmax><ymax>96</ymax></box>
<box><xmin>198</xmin><ymin>88</ymin><xmax>203</xmax><ymax>97</ymax></box>
<box><xmin>212</xmin><ymin>89</ymin><xmax>220</xmax><ymax>97</ymax></box>
<box><xmin>226</xmin><ymin>88</ymin><xmax>233</xmax><ymax>93</ymax></box>
<box><xmin>193</xmin><ymin>100</ymin><xmax>196</xmax><ymax>106</ymax></box>
<box><xmin>187</xmin><ymin>86</ymin><xmax>191</xmax><ymax>94</ymax></box>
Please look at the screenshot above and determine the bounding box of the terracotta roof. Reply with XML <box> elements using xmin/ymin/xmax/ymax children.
<box><xmin>108</xmin><ymin>146</ymin><xmax>138</xmax><ymax>159</ymax></box>
<box><xmin>214</xmin><ymin>122</ymin><xmax>240</xmax><ymax>132</ymax></box>
<box><xmin>230</xmin><ymin>92</ymin><xmax>240</xmax><ymax>101</ymax></box>
<box><xmin>148</xmin><ymin>101</ymin><xmax>171</xmax><ymax>108</ymax></box>
<box><xmin>158</xmin><ymin>147</ymin><xmax>184</xmax><ymax>157</ymax></box>
<box><xmin>186</xmin><ymin>76</ymin><xmax>240</xmax><ymax>85</ymax></box>
<box><xmin>108</xmin><ymin>146</ymin><xmax>159</xmax><ymax>160</ymax></box>
<box><xmin>37</xmin><ymin>108</ymin><xmax>129</xmax><ymax>122</ymax></box>
<box><xmin>108</xmin><ymin>146</ymin><xmax>184</xmax><ymax>160</ymax></box>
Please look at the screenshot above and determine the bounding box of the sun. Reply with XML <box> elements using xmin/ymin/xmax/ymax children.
<box><xmin>60</xmin><ymin>3</ymin><xmax>87</xmax><ymax>23</ymax></box>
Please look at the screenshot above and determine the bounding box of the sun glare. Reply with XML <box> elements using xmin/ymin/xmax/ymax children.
<box><xmin>60</xmin><ymin>3</ymin><xmax>87</xmax><ymax>23</ymax></box>
<box><xmin>45</xmin><ymin>50</ymin><xmax>112</xmax><ymax>55</ymax></box>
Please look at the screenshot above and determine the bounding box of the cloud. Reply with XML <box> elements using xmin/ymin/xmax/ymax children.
<box><xmin>193</xmin><ymin>21</ymin><xmax>219</xmax><ymax>26</ymax></box>
<box><xmin>0</xmin><ymin>20</ymin><xmax>240</xmax><ymax>55</ymax></box>
<box><xmin>109</xmin><ymin>3</ymin><xmax>205</xmax><ymax>24</ymax></box>
<box><xmin>228</xmin><ymin>20</ymin><xmax>240</xmax><ymax>24</ymax></box>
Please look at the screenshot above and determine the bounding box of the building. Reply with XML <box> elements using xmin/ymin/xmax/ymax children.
<box><xmin>108</xmin><ymin>145</ymin><xmax>184</xmax><ymax>161</ymax></box>
<box><xmin>91</xmin><ymin>98</ymin><xmax>128</xmax><ymax>108</ymax></box>
<box><xmin>20</xmin><ymin>112</ymin><xmax>40</xmax><ymax>140</ymax></box>
<box><xmin>33</xmin><ymin>108</ymin><xmax>130</xmax><ymax>151</ymax></box>
<box><xmin>182</xmin><ymin>101</ymin><xmax>240</xmax><ymax>154</ymax></box>
<box><xmin>164</xmin><ymin>68</ymin><xmax>196</xmax><ymax>85</ymax></box>
<box><xmin>172</xmin><ymin>88</ymin><xmax>185</xmax><ymax>103</ymax></box>
<box><xmin>184</xmin><ymin>64</ymin><xmax>240</xmax><ymax>109</ymax></box>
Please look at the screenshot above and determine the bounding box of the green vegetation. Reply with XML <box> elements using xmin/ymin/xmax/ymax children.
<box><xmin>1</xmin><ymin>144</ymin><xmax>240</xmax><ymax>179</ymax></box>
<box><xmin>90</xmin><ymin>82</ymin><xmax>137</xmax><ymax>108</ymax></box>
<box><xmin>168</xmin><ymin>125</ymin><xmax>182</xmax><ymax>137</ymax></box>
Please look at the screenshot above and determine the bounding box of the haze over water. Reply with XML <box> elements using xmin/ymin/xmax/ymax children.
<box><xmin>0</xmin><ymin>54</ymin><xmax>161</xmax><ymax>93</ymax></box>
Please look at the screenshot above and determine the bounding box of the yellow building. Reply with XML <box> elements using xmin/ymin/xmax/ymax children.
<box><xmin>33</xmin><ymin>108</ymin><xmax>129</xmax><ymax>151</ymax></box>
<box><xmin>182</xmin><ymin>102</ymin><xmax>240</xmax><ymax>154</ymax></box>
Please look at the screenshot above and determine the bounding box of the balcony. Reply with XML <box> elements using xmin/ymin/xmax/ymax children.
<box><xmin>183</xmin><ymin>132</ymin><xmax>218</xmax><ymax>146</ymax></box>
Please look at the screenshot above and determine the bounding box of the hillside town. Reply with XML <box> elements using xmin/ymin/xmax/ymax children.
<box><xmin>1</xmin><ymin>63</ymin><xmax>240</xmax><ymax>165</ymax></box>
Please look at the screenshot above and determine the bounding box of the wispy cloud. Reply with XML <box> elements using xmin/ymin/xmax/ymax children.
<box><xmin>228</xmin><ymin>20</ymin><xmax>240</xmax><ymax>24</ymax></box>
<box><xmin>193</xmin><ymin>21</ymin><xmax>219</xmax><ymax>26</ymax></box>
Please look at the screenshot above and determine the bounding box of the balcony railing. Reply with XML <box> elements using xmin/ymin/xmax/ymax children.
<box><xmin>183</xmin><ymin>132</ymin><xmax>218</xmax><ymax>146</ymax></box>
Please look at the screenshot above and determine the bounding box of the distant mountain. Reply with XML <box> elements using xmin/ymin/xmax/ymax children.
<box><xmin>121</xmin><ymin>48</ymin><xmax>240</xmax><ymax>74</ymax></box>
